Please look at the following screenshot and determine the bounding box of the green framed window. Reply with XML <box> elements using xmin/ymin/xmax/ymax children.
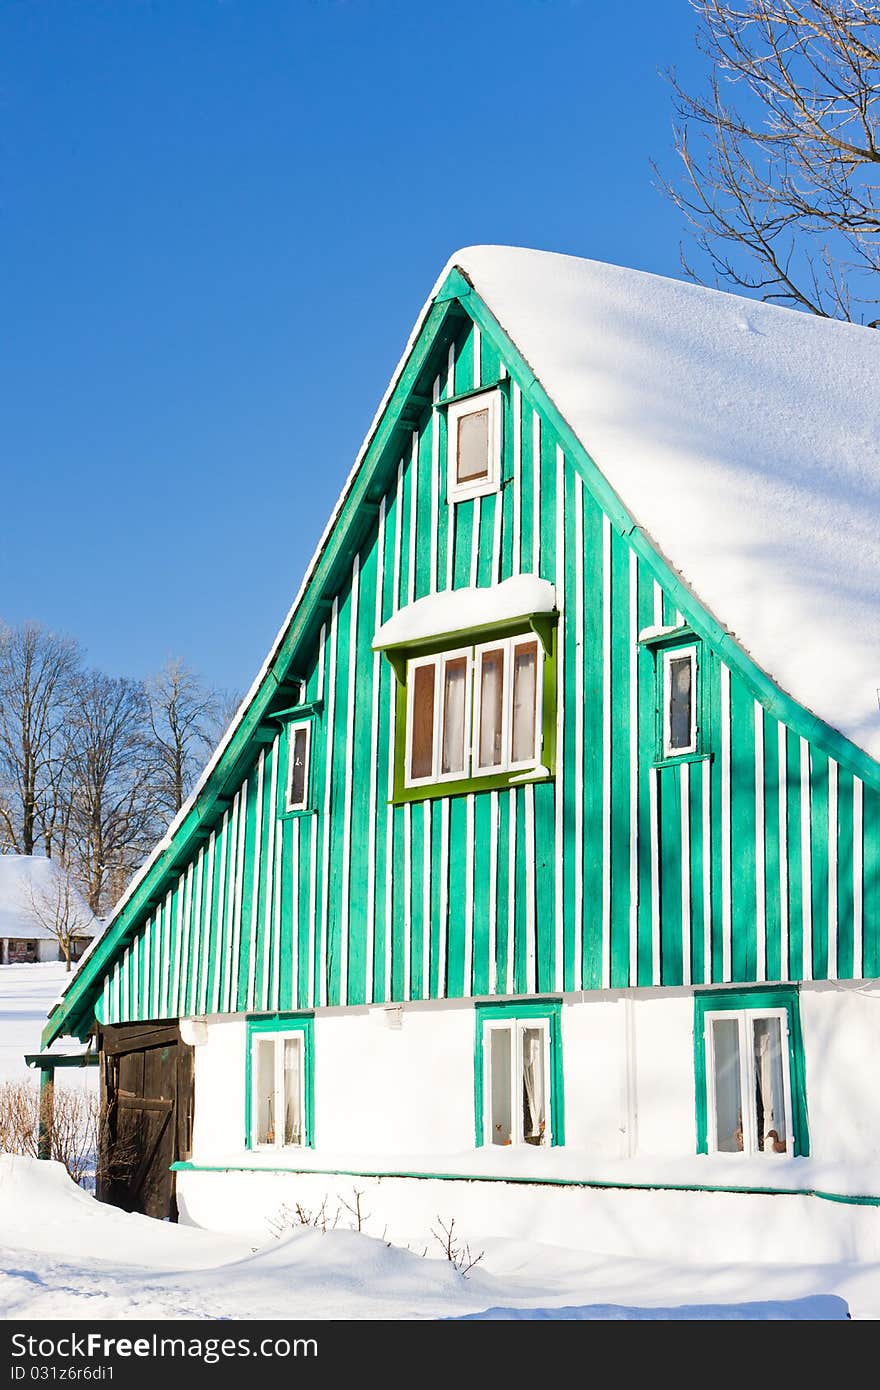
<box><xmin>391</xmin><ymin>623</ymin><xmax>556</xmax><ymax>803</ymax></box>
<box><xmin>694</xmin><ymin>988</ymin><xmax>809</xmax><ymax>1158</ymax></box>
<box><xmin>474</xmin><ymin>1000</ymin><xmax>564</xmax><ymax>1149</ymax></box>
<box><xmin>246</xmin><ymin>1014</ymin><xmax>315</xmax><ymax>1150</ymax></box>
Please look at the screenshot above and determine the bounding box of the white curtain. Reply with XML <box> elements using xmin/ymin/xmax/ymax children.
<box><xmin>511</xmin><ymin>644</ymin><xmax>537</xmax><ymax>762</ymax></box>
<box><xmin>479</xmin><ymin>650</ymin><xmax>504</xmax><ymax>767</ymax></box>
<box><xmin>442</xmin><ymin>659</ymin><xmax>467</xmax><ymax>774</ymax></box>
<box><xmin>753</xmin><ymin>1018</ymin><xmax>786</xmax><ymax>1152</ymax></box>
<box><xmin>521</xmin><ymin>1028</ymin><xmax>546</xmax><ymax>1145</ymax></box>
<box><xmin>283</xmin><ymin>1037</ymin><xmax>302</xmax><ymax>1146</ymax></box>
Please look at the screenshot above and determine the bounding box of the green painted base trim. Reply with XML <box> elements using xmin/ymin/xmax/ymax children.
<box><xmin>170</xmin><ymin>1161</ymin><xmax>880</xmax><ymax>1208</ymax></box>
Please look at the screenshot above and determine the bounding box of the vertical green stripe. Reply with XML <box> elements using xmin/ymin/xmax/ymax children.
<box><xmin>836</xmin><ymin>767</ymin><xmax>854</xmax><ymax>980</ymax></box>
<box><xmin>862</xmin><ymin>785</ymin><xmax>880</xmax><ymax>977</ymax></box>
<box><xmin>534</xmin><ymin>782</ymin><xmax>556</xmax><ymax>993</ymax></box>
<box><xmin>609</xmin><ymin>530</ymin><xmax>633</xmax><ymax>988</ymax></box>
<box><xmin>786</xmin><ymin>731</ymin><xmax>804</xmax><ymax>982</ymax></box>
<box><xmin>636</xmin><ymin>565</ymin><xmax>656</xmax><ymax>986</ymax></box>
<box><xmin>581</xmin><ymin>488</ymin><xmax>604</xmax><ymax>990</ymax></box>
<box><xmin>810</xmin><ymin>751</ymin><xmax>829</xmax><ymax>980</ymax></box>
<box><xmin>729</xmin><ymin>679</ymin><xmax>756</xmax><ymax>982</ymax></box>
<box><xmin>763</xmin><ymin>713</ymin><xmax>782</xmax><ymax>982</ymax></box>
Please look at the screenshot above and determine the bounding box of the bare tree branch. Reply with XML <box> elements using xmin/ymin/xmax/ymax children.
<box><xmin>656</xmin><ymin>0</ymin><xmax>880</xmax><ymax>325</ymax></box>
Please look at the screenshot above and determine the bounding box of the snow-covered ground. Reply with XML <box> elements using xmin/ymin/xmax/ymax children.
<box><xmin>0</xmin><ymin>963</ymin><xmax>874</xmax><ymax>1319</ymax></box>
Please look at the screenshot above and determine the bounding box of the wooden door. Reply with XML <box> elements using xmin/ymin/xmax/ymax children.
<box><xmin>97</xmin><ymin>1022</ymin><xmax>194</xmax><ymax>1220</ymax></box>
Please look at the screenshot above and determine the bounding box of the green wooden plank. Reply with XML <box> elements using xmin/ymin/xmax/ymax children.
<box><xmin>581</xmin><ymin>488</ymin><xmax>603</xmax><ymax>991</ymax></box>
<box><xmin>688</xmin><ymin>750</ymin><xmax>705</xmax><ymax>985</ymax></box>
<box><xmin>609</xmin><ymin>528</ymin><xmax>633</xmax><ymax>988</ymax></box>
<box><xmin>519</xmin><ymin>396</ymin><xmax>535</xmax><ymax>576</ymax></box>
<box><xmin>494</xmin><ymin>792</ymin><xmax>511</xmax><ymax>994</ymax></box>
<box><xmin>658</xmin><ymin>766</ymin><xmax>682</xmax><ymax>985</ymax></box>
<box><xmin>347</xmin><ymin>544</ymin><xmax>378</xmax><ymax>1007</ymax></box>
<box><xmin>636</xmin><ymin>567</ymin><xmax>656</xmax><ymax>986</ymax></box>
<box><xmin>560</xmin><ymin>462</ymin><xmax>578</xmax><ymax>993</ymax></box>
<box><xmin>534</xmin><ymin>782</ymin><xmax>556</xmax><ymax>994</ymax></box>
<box><xmin>708</xmin><ymin>652</ymin><xmax>724</xmax><ymax>984</ymax></box>
<box><xmin>786</xmin><ymin>731</ymin><xmax>804</xmax><ymax>983</ymax></box>
<box><xmin>446</xmin><ymin>796</ymin><xmax>467</xmax><ymax>997</ymax></box>
<box><xmin>810</xmin><ymin>750</ymin><xmax>830</xmax><ymax>980</ymax></box>
<box><xmin>836</xmin><ymin>767</ymin><xmax>854</xmax><ymax>980</ymax></box>
<box><xmin>862</xmin><ymin>785</ymin><xmax>880</xmax><ymax>977</ymax></box>
<box><xmin>730</xmin><ymin>677</ymin><xmax>756</xmax><ymax>983</ymax></box>
<box><xmin>763</xmin><ymin>711</ymin><xmax>782</xmax><ymax>983</ymax></box>
<box><xmin>513</xmin><ymin>788</ymin><xmax>527</xmax><ymax>995</ymax></box>
<box><xmin>471</xmin><ymin>795</ymin><xmax>492</xmax><ymax>997</ymax></box>
<box><xmin>538</xmin><ymin>415</ymin><xmax>555</xmax><ymax>586</ymax></box>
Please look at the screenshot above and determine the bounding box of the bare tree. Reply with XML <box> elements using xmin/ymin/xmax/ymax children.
<box><xmin>27</xmin><ymin>862</ymin><xmax>96</xmax><ymax>972</ymax></box>
<box><xmin>0</xmin><ymin>623</ymin><xmax>81</xmax><ymax>856</ymax></box>
<box><xmin>66</xmin><ymin>671</ymin><xmax>157</xmax><ymax>915</ymax></box>
<box><xmin>145</xmin><ymin>659</ymin><xmax>224</xmax><ymax>818</ymax></box>
<box><xmin>657</xmin><ymin>1</ymin><xmax>880</xmax><ymax>324</ymax></box>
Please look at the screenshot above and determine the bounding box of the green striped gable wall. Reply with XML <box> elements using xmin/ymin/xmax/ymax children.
<box><xmin>94</xmin><ymin>310</ymin><xmax>879</xmax><ymax>1028</ymax></box>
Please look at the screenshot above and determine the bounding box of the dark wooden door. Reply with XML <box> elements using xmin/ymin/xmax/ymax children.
<box><xmin>97</xmin><ymin>1022</ymin><xmax>194</xmax><ymax>1220</ymax></box>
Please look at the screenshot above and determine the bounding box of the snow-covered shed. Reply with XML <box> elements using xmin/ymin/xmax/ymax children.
<box><xmin>0</xmin><ymin>854</ymin><xmax>98</xmax><ymax>965</ymax></box>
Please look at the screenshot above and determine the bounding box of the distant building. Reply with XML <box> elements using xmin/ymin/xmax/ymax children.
<box><xmin>0</xmin><ymin>854</ymin><xmax>99</xmax><ymax>964</ymax></box>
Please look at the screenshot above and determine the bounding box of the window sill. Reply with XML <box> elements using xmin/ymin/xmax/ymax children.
<box><xmin>277</xmin><ymin>806</ymin><xmax>318</xmax><ymax>821</ymax></box>
<box><xmin>393</xmin><ymin>767</ymin><xmax>554</xmax><ymax>804</ymax></box>
<box><xmin>652</xmin><ymin>751</ymin><xmax>713</xmax><ymax>771</ymax></box>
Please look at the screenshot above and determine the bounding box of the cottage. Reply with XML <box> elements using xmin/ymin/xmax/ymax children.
<box><xmin>40</xmin><ymin>247</ymin><xmax>880</xmax><ymax>1257</ymax></box>
<box><xmin>0</xmin><ymin>854</ymin><xmax>98</xmax><ymax>965</ymax></box>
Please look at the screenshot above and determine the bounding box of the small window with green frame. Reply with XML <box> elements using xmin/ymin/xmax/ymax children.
<box><xmin>246</xmin><ymin>1014</ymin><xmax>314</xmax><ymax>1150</ymax></box>
<box><xmin>694</xmin><ymin>987</ymin><xmax>809</xmax><ymax>1158</ymax></box>
<box><xmin>474</xmin><ymin>1000</ymin><xmax>565</xmax><ymax>1149</ymax></box>
<box><xmin>386</xmin><ymin>619</ymin><xmax>556</xmax><ymax>804</ymax></box>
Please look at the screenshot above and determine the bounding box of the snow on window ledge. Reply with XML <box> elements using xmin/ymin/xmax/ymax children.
<box><xmin>373</xmin><ymin>575</ymin><xmax>557</xmax><ymax>651</ymax></box>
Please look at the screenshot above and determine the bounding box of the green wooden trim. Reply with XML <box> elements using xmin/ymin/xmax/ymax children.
<box><xmin>265</xmin><ymin>701</ymin><xmax>324</xmax><ymax>723</ymax></box>
<box><xmin>638</xmin><ymin>624</ymin><xmax>697</xmax><ymax>649</ymax></box>
<box><xmin>433</xmin><ymin>379</ymin><xmax>510</xmax><ymax>410</ymax></box>
<box><xmin>24</xmin><ymin>1052</ymin><xmax>98</xmax><ymax>1070</ymax></box>
<box><xmin>693</xmin><ymin>985</ymin><xmax>809</xmax><ymax>1157</ymax></box>
<box><xmin>473</xmin><ymin>998</ymin><xmax>565</xmax><ymax>1148</ymax></box>
<box><xmin>169</xmin><ymin>1160</ymin><xmax>880</xmax><ymax>1207</ymax></box>
<box><xmin>245</xmin><ymin>1013</ymin><xmax>315</xmax><ymax>1150</ymax></box>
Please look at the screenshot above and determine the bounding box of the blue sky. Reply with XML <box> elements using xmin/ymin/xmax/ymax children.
<box><xmin>2</xmin><ymin>0</ymin><xmax>704</xmax><ymax>697</ymax></box>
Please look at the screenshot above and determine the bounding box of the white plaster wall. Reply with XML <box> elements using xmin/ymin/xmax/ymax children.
<box><xmin>313</xmin><ymin>1002</ymin><xmax>474</xmax><ymax>1154</ymax></box>
<box><xmin>799</xmin><ymin>981</ymin><xmax>880</xmax><ymax>1166</ymax></box>
<box><xmin>186</xmin><ymin>984</ymin><xmax>880</xmax><ymax>1190</ymax></box>
<box><xmin>629</xmin><ymin>990</ymin><xmax>697</xmax><ymax>1156</ymax></box>
<box><xmin>191</xmin><ymin>1016</ymin><xmax>248</xmax><ymax>1159</ymax></box>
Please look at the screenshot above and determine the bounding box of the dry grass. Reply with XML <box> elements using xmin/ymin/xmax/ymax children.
<box><xmin>0</xmin><ymin>1080</ymin><xmax>98</xmax><ymax>1187</ymax></box>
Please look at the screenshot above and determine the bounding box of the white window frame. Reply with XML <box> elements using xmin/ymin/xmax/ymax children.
<box><xmin>446</xmin><ymin>389</ymin><xmax>501</xmax><ymax>504</ymax></box>
<box><xmin>250</xmin><ymin>1030</ymin><xmax>306</xmax><ymax>1151</ymax></box>
<box><xmin>285</xmin><ymin>720</ymin><xmax>312</xmax><ymax>812</ymax></box>
<box><xmin>403</xmin><ymin>636</ymin><xmax>544</xmax><ymax>790</ymax></box>
<box><xmin>662</xmin><ymin>644</ymin><xmax>698</xmax><ymax>758</ymax></box>
<box><xmin>483</xmin><ymin>1016</ymin><xmax>552</xmax><ymax>1148</ymax></box>
<box><xmin>404</xmin><ymin>647</ymin><xmax>473</xmax><ymax>787</ymax></box>
<box><xmin>704</xmin><ymin>1007</ymin><xmax>794</xmax><ymax>1157</ymax></box>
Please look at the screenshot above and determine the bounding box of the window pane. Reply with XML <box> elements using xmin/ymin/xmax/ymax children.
<box><xmin>489</xmin><ymin>1027</ymin><xmax>512</xmax><ymax>1145</ymax></box>
<box><xmin>521</xmin><ymin>1027</ymin><xmax>547</xmax><ymax>1145</ymax></box>
<box><xmin>668</xmin><ymin>656</ymin><xmax>693</xmax><ymax>750</ymax></box>
<box><xmin>289</xmin><ymin>727</ymin><xmax>308</xmax><ymax>807</ymax></box>
<box><xmin>753</xmin><ymin>1017</ymin><xmax>788</xmax><ymax>1153</ymax></box>
<box><xmin>283</xmin><ymin>1037</ymin><xmax>303</xmax><ymax>1146</ymax></box>
<box><xmin>410</xmin><ymin>664</ymin><xmax>436</xmax><ymax>780</ymax></box>
<box><xmin>254</xmin><ymin>1037</ymin><xmax>276</xmax><ymax>1145</ymax></box>
<box><xmin>441</xmin><ymin>657</ymin><xmax>467</xmax><ymax>775</ymax></box>
<box><xmin>511</xmin><ymin>642</ymin><xmax>538</xmax><ymax>763</ymax></box>
<box><xmin>478</xmin><ymin>648</ymin><xmax>505</xmax><ymax>768</ymax></box>
<box><xmin>457</xmin><ymin>409</ymin><xmax>490</xmax><ymax>483</ymax></box>
<box><xmin>711</xmin><ymin>1018</ymin><xmax>743</xmax><ymax>1152</ymax></box>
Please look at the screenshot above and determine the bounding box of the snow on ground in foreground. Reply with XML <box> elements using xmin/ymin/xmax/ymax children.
<box><xmin>0</xmin><ymin>965</ymin><xmax>870</xmax><ymax>1320</ymax></box>
<box><xmin>0</xmin><ymin>1156</ymin><xmax>869</xmax><ymax>1320</ymax></box>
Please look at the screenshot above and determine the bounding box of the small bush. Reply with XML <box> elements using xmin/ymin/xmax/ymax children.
<box><xmin>0</xmin><ymin>1080</ymin><xmax>98</xmax><ymax>1188</ymax></box>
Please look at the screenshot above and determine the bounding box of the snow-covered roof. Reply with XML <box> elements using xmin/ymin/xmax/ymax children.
<box><xmin>0</xmin><ymin>856</ymin><xmax>98</xmax><ymax>942</ymax></box>
<box><xmin>444</xmin><ymin>246</ymin><xmax>880</xmax><ymax>762</ymax></box>
<box><xmin>373</xmin><ymin>575</ymin><xmax>557</xmax><ymax>650</ymax></box>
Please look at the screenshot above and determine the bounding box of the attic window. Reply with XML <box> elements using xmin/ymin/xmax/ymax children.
<box><xmin>447</xmin><ymin>390</ymin><xmax>501</xmax><ymax>503</ymax></box>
